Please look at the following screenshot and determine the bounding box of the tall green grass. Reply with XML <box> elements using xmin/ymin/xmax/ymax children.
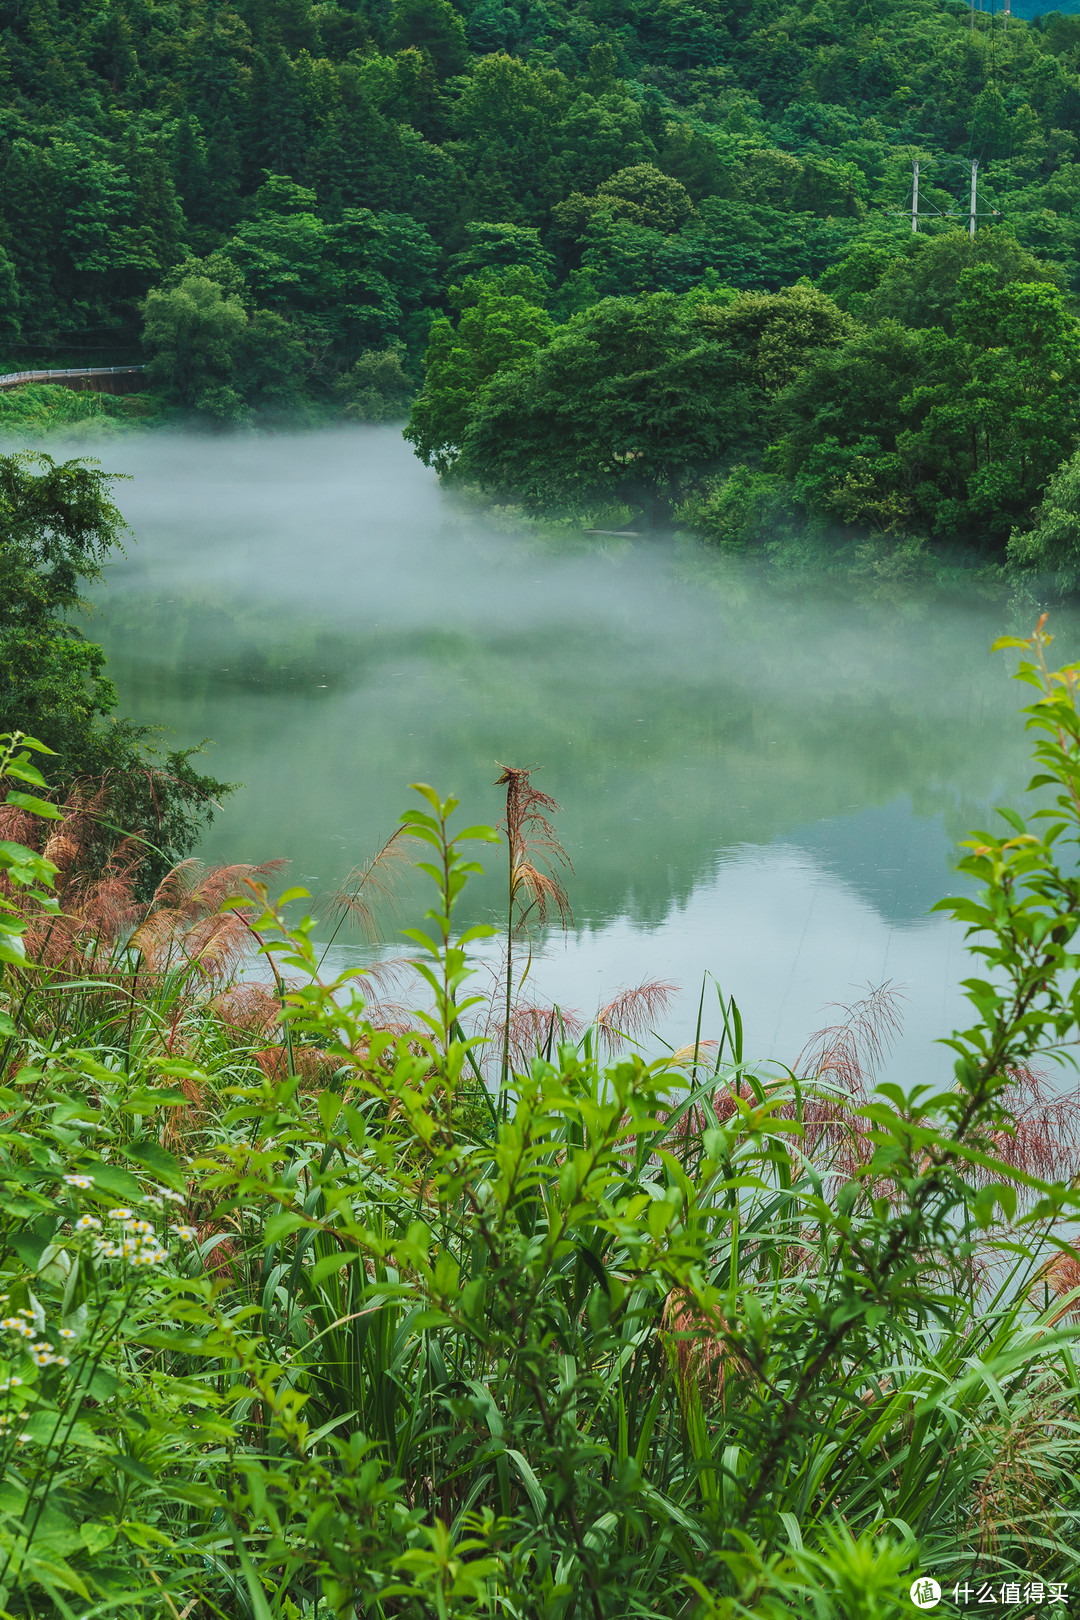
<box><xmin>0</xmin><ymin>383</ymin><xmax>163</xmax><ymax>441</ymax></box>
<box><xmin>1</xmin><ymin>622</ymin><xmax>1079</xmax><ymax>1618</ymax></box>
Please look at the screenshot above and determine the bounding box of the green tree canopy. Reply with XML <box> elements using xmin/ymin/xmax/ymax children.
<box><xmin>142</xmin><ymin>271</ymin><xmax>249</xmax><ymax>413</ymax></box>
<box><xmin>404</xmin><ymin>276</ymin><xmax>555</xmax><ymax>473</ymax></box>
<box><xmin>774</xmin><ymin>271</ymin><xmax>1080</xmax><ymax>545</ymax></box>
<box><xmin>864</xmin><ymin>228</ymin><xmax>1062</xmax><ymax>333</ymax></box>
<box><xmin>595</xmin><ymin>164</ymin><xmax>696</xmax><ymax>232</ymax></box>
<box><xmin>447</xmin><ymin>221</ymin><xmax>555</xmax><ymax>286</ymax></box>
<box><xmin>387</xmin><ymin>0</ymin><xmax>467</xmax><ymax>78</ymax></box>
<box><xmin>0</xmin><ymin>452</ymin><xmax>227</xmax><ymax>880</ymax></box>
<box><xmin>1008</xmin><ymin>444</ymin><xmax>1080</xmax><ymax>593</ymax></box>
<box><xmin>700</xmin><ymin>282</ymin><xmax>856</xmax><ymax>429</ymax></box>
<box><xmin>454</xmin><ymin>291</ymin><xmax>739</xmax><ymax>521</ymax></box>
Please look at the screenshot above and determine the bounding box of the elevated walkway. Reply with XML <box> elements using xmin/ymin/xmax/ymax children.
<box><xmin>0</xmin><ymin>365</ymin><xmax>147</xmax><ymax>394</ymax></box>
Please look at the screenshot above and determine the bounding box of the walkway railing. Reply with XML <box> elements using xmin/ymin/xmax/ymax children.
<box><xmin>0</xmin><ymin>365</ymin><xmax>146</xmax><ymax>390</ymax></box>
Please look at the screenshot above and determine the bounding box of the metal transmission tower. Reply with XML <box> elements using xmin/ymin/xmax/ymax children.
<box><xmin>890</xmin><ymin>158</ymin><xmax>1002</xmax><ymax>233</ymax></box>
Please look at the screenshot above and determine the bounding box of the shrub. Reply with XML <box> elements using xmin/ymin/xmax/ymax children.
<box><xmin>1</xmin><ymin>621</ymin><xmax>1080</xmax><ymax>1616</ymax></box>
<box><xmin>1008</xmin><ymin>445</ymin><xmax>1080</xmax><ymax>596</ymax></box>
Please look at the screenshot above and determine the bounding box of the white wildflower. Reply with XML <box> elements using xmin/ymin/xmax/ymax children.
<box><xmin>63</xmin><ymin>1175</ymin><xmax>93</xmax><ymax>1189</ymax></box>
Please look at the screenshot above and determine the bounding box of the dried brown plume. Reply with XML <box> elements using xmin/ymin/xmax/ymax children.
<box><xmin>595</xmin><ymin>979</ymin><xmax>678</xmax><ymax>1055</ymax></box>
<box><xmin>496</xmin><ymin>765</ymin><xmax>574</xmax><ymax>935</ymax></box>
<box><xmin>321</xmin><ymin>827</ymin><xmax>420</xmax><ymax>945</ymax></box>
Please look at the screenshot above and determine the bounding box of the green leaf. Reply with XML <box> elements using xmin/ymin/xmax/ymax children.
<box><xmin>506</xmin><ymin>1448</ymin><xmax>547</xmax><ymax>1519</ymax></box>
<box><xmin>228</xmin><ymin>1524</ymin><xmax>275</xmax><ymax>1620</ymax></box>
<box><xmin>310</xmin><ymin>1251</ymin><xmax>356</xmax><ymax>1286</ymax></box>
<box><xmin>317</xmin><ymin>1089</ymin><xmax>342</xmax><ymax>1135</ymax></box>
<box><xmin>122</xmin><ymin>1140</ymin><xmax>185</xmax><ymax>1190</ymax></box>
<box><xmin>83</xmin><ymin>1163</ymin><xmax>143</xmax><ymax>1201</ymax></box>
<box><xmin>119</xmin><ymin>1088</ymin><xmax>190</xmax><ymax>1110</ymax></box>
<box><xmin>11</xmin><ymin>1217</ymin><xmax>59</xmax><ymax>1271</ymax></box>
<box><xmin>112</xmin><ymin>1453</ymin><xmax>156</xmax><ymax>1487</ymax></box>
<box><xmin>264</xmin><ymin>1210</ymin><xmax>311</xmax><ymax>1244</ymax></box>
<box><xmin>79</xmin><ymin>1521</ymin><xmax>117</xmax><ymax>1555</ymax></box>
<box><xmin>3</xmin><ymin>790</ymin><xmax>63</xmax><ymax>820</ymax></box>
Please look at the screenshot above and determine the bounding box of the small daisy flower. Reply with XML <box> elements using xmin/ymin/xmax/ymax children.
<box><xmin>15</xmin><ymin>1434</ymin><xmax>30</xmax><ymax>1445</ymax></box>
<box><xmin>63</xmin><ymin>1174</ymin><xmax>93</xmax><ymax>1189</ymax></box>
<box><xmin>125</xmin><ymin>1220</ymin><xmax>154</xmax><ymax>1235</ymax></box>
<box><xmin>53</xmin><ymin>1356</ymin><xmax>69</xmax><ymax>1368</ymax></box>
<box><xmin>74</xmin><ymin>1215</ymin><xmax>101</xmax><ymax>1231</ymax></box>
<box><xmin>31</xmin><ymin>1352</ymin><xmax>52</xmax><ymax>1367</ymax></box>
<box><xmin>170</xmin><ymin>1225</ymin><xmax>198</xmax><ymax>1241</ymax></box>
<box><xmin>58</xmin><ymin>1328</ymin><xmax>76</xmax><ymax>1341</ymax></box>
<box><xmin>107</xmin><ymin>1208</ymin><xmax>133</xmax><ymax>1220</ymax></box>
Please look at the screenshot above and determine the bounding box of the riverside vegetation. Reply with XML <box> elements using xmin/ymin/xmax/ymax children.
<box><xmin>9</xmin><ymin>0</ymin><xmax>1080</xmax><ymax>579</ymax></box>
<box><xmin>1</xmin><ymin>615</ymin><xmax>1080</xmax><ymax>1618</ymax></box>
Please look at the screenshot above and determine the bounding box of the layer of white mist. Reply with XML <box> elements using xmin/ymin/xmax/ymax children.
<box><xmin>55</xmin><ymin>424</ymin><xmax>1062</xmax><ymax>1087</ymax></box>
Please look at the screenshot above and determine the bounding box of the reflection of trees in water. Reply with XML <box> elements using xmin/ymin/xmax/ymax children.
<box><xmin>91</xmin><ymin>563</ymin><xmax>1079</xmax><ymax>934</ymax></box>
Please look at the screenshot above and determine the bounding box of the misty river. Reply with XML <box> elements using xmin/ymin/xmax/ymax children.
<box><xmin>79</xmin><ymin>425</ymin><xmax>1068</xmax><ymax>1086</ymax></box>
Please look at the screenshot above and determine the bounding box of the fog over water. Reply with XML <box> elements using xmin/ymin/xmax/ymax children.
<box><xmin>72</xmin><ymin>424</ymin><xmax>1069</xmax><ymax>1085</ymax></box>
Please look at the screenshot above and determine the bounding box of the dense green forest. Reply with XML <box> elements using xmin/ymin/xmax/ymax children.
<box><xmin>6</xmin><ymin>0</ymin><xmax>1080</xmax><ymax>569</ymax></box>
<box><xmin>6</xmin><ymin>5</ymin><xmax>1080</xmax><ymax>1615</ymax></box>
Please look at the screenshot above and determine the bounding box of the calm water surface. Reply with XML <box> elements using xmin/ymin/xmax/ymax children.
<box><xmin>78</xmin><ymin>426</ymin><xmax>1065</xmax><ymax>1085</ymax></box>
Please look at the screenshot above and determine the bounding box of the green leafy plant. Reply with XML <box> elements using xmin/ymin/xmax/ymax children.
<box><xmin>2</xmin><ymin>624</ymin><xmax>1080</xmax><ymax>1617</ymax></box>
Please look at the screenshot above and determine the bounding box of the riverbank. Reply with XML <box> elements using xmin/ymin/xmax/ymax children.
<box><xmin>0</xmin><ymin>388</ymin><xmax>1040</xmax><ymax>601</ymax></box>
<box><xmin>0</xmin><ymin>380</ymin><xmax>169</xmax><ymax>439</ymax></box>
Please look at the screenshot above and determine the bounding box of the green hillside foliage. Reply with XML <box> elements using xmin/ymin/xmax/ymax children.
<box><xmin>0</xmin><ymin>383</ymin><xmax>163</xmax><ymax>439</ymax></box>
<box><xmin>5</xmin><ymin>0</ymin><xmax>1080</xmax><ymax>564</ymax></box>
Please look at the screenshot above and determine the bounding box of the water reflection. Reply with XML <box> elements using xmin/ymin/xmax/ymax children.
<box><xmin>73</xmin><ymin>426</ymin><xmax>1070</xmax><ymax>1078</ymax></box>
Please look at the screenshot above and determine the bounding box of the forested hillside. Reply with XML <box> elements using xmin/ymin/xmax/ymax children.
<box><xmin>5</xmin><ymin>0</ymin><xmax>1080</xmax><ymax>567</ymax></box>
